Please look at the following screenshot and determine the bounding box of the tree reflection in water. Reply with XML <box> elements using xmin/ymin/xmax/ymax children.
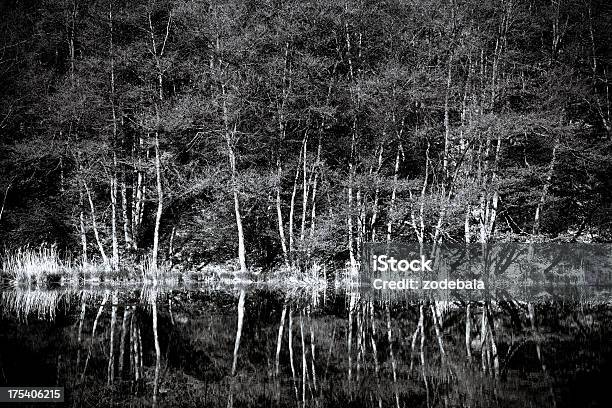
<box><xmin>0</xmin><ymin>284</ymin><xmax>611</xmax><ymax>407</ymax></box>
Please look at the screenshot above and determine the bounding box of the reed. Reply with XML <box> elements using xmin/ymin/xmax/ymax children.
<box><xmin>1</xmin><ymin>244</ymin><xmax>72</xmax><ymax>284</ymax></box>
<box><xmin>1</xmin><ymin>244</ymin><xmax>331</xmax><ymax>289</ymax></box>
<box><xmin>0</xmin><ymin>244</ymin><xmax>174</xmax><ymax>285</ymax></box>
<box><xmin>138</xmin><ymin>253</ymin><xmax>161</xmax><ymax>282</ymax></box>
<box><xmin>0</xmin><ymin>287</ymin><xmax>67</xmax><ymax>320</ymax></box>
<box><xmin>269</xmin><ymin>261</ymin><xmax>328</xmax><ymax>289</ymax></box>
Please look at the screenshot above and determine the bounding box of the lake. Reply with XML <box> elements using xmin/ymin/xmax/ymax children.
<box><xmin>0</xmin><ymin>282</ymin><xmax>611</xmax><ymax>407</ymax></box>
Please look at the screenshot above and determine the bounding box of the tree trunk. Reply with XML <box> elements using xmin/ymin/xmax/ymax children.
<box><xmin>231</xmin><ymin>289</ymin><xmax>245</xmax><ymax>375</ymax></box>
<box><xmin>431</xmin><ymin>303</ymin><xmax>446</xmax><ymax>358</ymax></box>
<box><xmin>79</xmin><ymin>187</ymin><xmax>88</xmax><ymax>265</ymax></box>
<box><xmin>107</xmin><ymin>290</ymin><xmax>117</xmax><ymax>385</ymax></box>
<box><xmin>288</xmin><ymin>308</ymin><xmax>299</xmax><ymax>401</ymax></box>
<box><xmin>276</xmin><ymin>162</ymin><xmax>289</xmax><ymax>267</ymax></box>
<box><xmin>110</xmin><ymin>171</ymin><xmax>119</xmax><ymax>269</ymax></box>
<box><xmin>118</xmin><ymin>307</ymin><xmax>130</xmax><ymax>377</ymax></box>
<box><xmin>299</xmin><ymin>311</ymin><xmax>307</xmax><ymax>405</ymax></box>
<box><xmin>300</xmin><ymin>133</ymin><xmax>308</xmax><ymax>243</ymax></box>
<box><xmin>219</xmin><ymin>71</ymin><xmax>247</xmax><ymax>271</ymax></box>
<box><xmin>533</xmin><ymin>136</ymin><xmax>559</xmax><ymax>235</ymax></box>
<box><xmin>356</xmin><ymin>187</ymin><xmax>364</xmax><ymax>258</ymax></box>
<box><xmin>289</xmin><ymin>136</ymin><xmax>305</xmax><ymax>254</ymax></box>
<box><xmin>465</xmin><ymin>205</ymin><xmax>471</xmax><ymax>247</ymax></box>
<box><xmin>443</xmin><ymin>51</ymin><xmax>453</xmax><ymax>178</ymax></box>
<box><xmin>347</xmin><ymin>118</ymin><xmax>358</xmax><ymax>269</ymax></box>
<box><xmin>275</xmin><ymin>41</ymin><xmax>292</xmax><ymax>265</ymax></box>
<box><xmin>83</xmin><ymin>180</ymin><xmax>108</xmax><ymax>266</ymax></box>
<box><xmin>487</xmin><ymin>137</ymin><xmax>502</xmax><ymax>239</ymax></box>
<box><xmin>275</xmin><ymin>303</ymin><xmax>287</xmax><ymax>376</ymax></box>
<box><xmin>308</xmin><ymin>169</ymin><xmax>319</xmax><ymax>252</ymax></box>
<box><xmin>465</xmin><ymin>303</ymin><xmax>472</xmax><ymax>360</ymax></box>
<box><xmin>228</xmin><ymin>136</ymin><xmax>247</xmax><ymax>272</ymax></box>
<box><xmin>130</xmin><ymin>311</ymin><xmax>140</xmax><ymax>381</ymax></box>
<box><xmin>347</xmin><ymin>292</ymin><xmax>357</xmax><ymax>387</ymax></box>
<box><xmin>109</xmin><ymin>4</ymin><xmax>119</xmax><ymax>269</ymax></box>
<box><xmin>370</xmin><ymin>144</ymin><xmax>383</xmax><ymax>241</ymax></box>
<box><xmin>0</xmin><ymin>182</ymin><xmax>10</xmax><ymax>226</ymax></box>
<box><xmin>152</xmin><ymin>132</ymin><xmax>163</xmax><ymax>274</ymax></box>
<box><xmin>81</xmin><ymin>291</ymin><xmax>109</xmax><ymax>383</ymax></box>
<box><xmin>386</xmin><ymin>305</ymin><xmax>400</xmax><ymax>408</ymax></box>
<box><xmin>168</xmin><ymin>225</ymin><xmax>176</xmax><ymax>257</ymax></box>
<box><xmin>152</xmin><ymin>295</ymin><xmax>161</xmax><ymax>407</ymax></box>
<box><xmin>387</xmin><ymin>144</ymin><xmax>401</xmax><ymax>244</ymax></box>
<box><xmin>308</xmin><ymin>137</ymin><xmax>322</xmax><ymax>244</ymax></box>
<box><xmin>347</xmin><ymin>161</ymin><xmax>356</xmax><ymax>270</ymax></box>
<box><xmin>147</xmin><ymin>10</ymin><xmax>171</xmax><ymax>272</ymax></box>
<box><xmin>76</xmin><ymin>301</ymin><xmax>86</xmax><ymax>369</ymax></box>
<box><xmin>132</xmin><ymin>138</ymin><xmax>144</xmax><ymax>249</ymax></box>
<box><xmin>309</xmin><ymin>310</ymin><xmax>317</xmax><ymax>391</ymax></box>
<box><xmin>120</xmin><ymin>178</ymin><xmax>132</xmax><ymax>249</ymax></box>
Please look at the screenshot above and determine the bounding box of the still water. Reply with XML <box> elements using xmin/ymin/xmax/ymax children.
<box><xmin>0</xmin><ymin>283</ymin><xmax>611</xmax><ymax>407</ymax></box>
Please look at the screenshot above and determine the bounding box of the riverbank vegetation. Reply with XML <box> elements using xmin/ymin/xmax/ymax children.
<box><xmin>1</xmin><ymin>0</ymin><xmax>611</xmax><ymax>281</ymax></box>
<box><xmin>0</xmin><ymin>244</ymin><xmax>329</xmax><ymax>287</ymax></box>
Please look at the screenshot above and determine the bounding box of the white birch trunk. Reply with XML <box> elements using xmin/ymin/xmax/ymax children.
<box><xmin>83</xmin><ymin>181</ymin><xmax>108</xmax><ymax>266</ymax></box>
<box><xmin>231</xmin><ymin>290</ymin><xmax>246</xmax><ymax>375</ymax></box>
<box><xmin>276</xmin><ymin>163</ymin><xmax>289</xmax><ymax>267</ymax></box>
<box><xmin>152</xmin><ymin>132</ymin><xmax>163</xmax><ymax>274</ymax></box>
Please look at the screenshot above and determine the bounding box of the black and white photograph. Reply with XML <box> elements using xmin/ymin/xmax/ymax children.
<box><xmin>1</xmin><ymin>0</ymin><xmax>611</xmax><ymax>406</ymax></box>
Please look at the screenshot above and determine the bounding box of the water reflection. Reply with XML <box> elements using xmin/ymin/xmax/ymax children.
<box><xmin>0</xmin><ymin>284</ymin><xmax>611</xmax><ymax>407</ymax></box>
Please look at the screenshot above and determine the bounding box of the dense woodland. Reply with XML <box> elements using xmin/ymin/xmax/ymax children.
<box><xmin>1</xmin><ymin>0</ymin><xmax>611</xmax><ymax>271</ymax></box>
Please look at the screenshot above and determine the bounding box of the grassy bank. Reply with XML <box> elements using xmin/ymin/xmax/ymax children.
<box><xmin>0</xmin><ymin>245</ymin><xmax>172</xmax><ymax>285</ymax></box>
<box><xmin>0</xmin><ymin>246</ymin><xmax>329</xmax><ymax>288</ymax></box>
<box><xmin>1</xmin><ymin>245</ymin><xmax>75</xmax><ymax>284</ymax></box>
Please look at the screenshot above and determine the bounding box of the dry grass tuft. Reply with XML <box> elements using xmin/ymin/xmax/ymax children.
<box><xmin>1</xmin><ymin>245</ymin><xmax>72</xmax><ymax>284</ymax></box>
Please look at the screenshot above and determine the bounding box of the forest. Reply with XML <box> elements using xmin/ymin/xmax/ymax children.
<box><xmin>1</xmin><ymin>0</ymin><xmax>611</xmax><ymax>277</ymax></box>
